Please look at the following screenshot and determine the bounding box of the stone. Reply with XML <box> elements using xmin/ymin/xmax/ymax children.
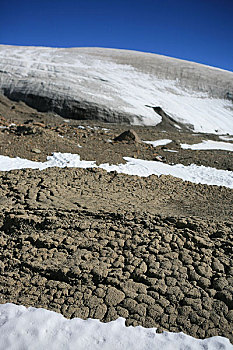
<box><xmin>147</xmin><ymin>304</ymin><xmax>164</xmax><ymax>320</ymax></box>
<box><xmin>94</xmin><ymin>304</ymin><xmax>107</xmax><ymax>319</ymax></box>
<box><xmin>114</xmin><ymin>129</ymin><xmax>140</xmax><ymax>143</ymax></box>
<box><xmin>0</xmin><ymin>261</ymin><xmax>4</xmax><ymax>272</ymax></box>
<box><xmin>212</xmin><ymin>259</ymin><xmax>225</xmax><ymax>272</ymax></box>
<box><xmin>73</xmin><ymin>306</ymin><xmax>89</xmax><ymax>319</ymax></box>
<box><xmin>31</xmin><ymin>148</ymin><xmax>41</xmax><ymax>154</ymax></box>
<box><xmin>116</xmin><ymin>306</ymin><xmax>129</xmax><ymax>318</ymax></box>
<box><xmin>195</xmin><ymin>263</ymin><xmax>212</xmax><ymax>278</ymax></box>
<box><xmin>226</xmin><ymin>310</ymin><xmax>233</xmax><ymax>322</ymax></box>
<box><xmin>122</xmin><ymin>298</ymin><xmax>138</xmax><ymax>312</ymax></box>
<box><xmin>105</xmin><ymin>306</ymin><xmax>118</xmax><ymax>322</ymax></box>
<box><xmin>198</xmin><ymin>276</ymin><xmax>211</xmax><ymax>289</ymax></box>
<box><xmin>212</xmin><ymin>277</ymin><xmax>229</xmax><ymax>291</ymax></box>
<box><xmin>165</xmin><ymin>276</ymin><xmax>177</xmax><ymax>286</ymax></box>
<box><xmin>94</xmin><ymin>287</ymin><xmax>105</xmax><ymax>298</ymax></box>
<box><xmin>105</xmin><ymin>287</ymin><xmax>125</xmax><ymax>306</ymax></box>
<box><xmin>154</xmin><ymin>155</ymin><xmax>164</xmax><ymax>162</ymax></box>
<box><xmin>134</xmin><ymin>303</ymin><xmax>147</xmax><ymax>317</ymax></box>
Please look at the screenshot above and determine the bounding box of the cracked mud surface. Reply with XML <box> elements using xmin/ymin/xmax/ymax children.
<box><xmin>0</xmin><ymin>167</ymin><xmax>232</xmax><ymax>342</ymax></box>
<box><xmin>0</xmin><ymin>95</ymin><xmax>232</xmax><ymax>342</ymax></box>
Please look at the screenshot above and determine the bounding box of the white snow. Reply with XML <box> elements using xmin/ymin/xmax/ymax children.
<box><xmin>0</xmin><ymin>153</ymin><xmax>96</xmax><ymax>171</ymax></box>
<box><xmin>0</xmin><ymin>304</ymin><xmax>232</xmax><ymax>350</ymax></box>
<box><xmin>219</xmin><ymin>135</ymin><xmax>233</xmax><ymax>141</ymax></box>
<box><xmin>164</xmin><ymin>149</ymin><xmax>178</xmax><ymax>153</ymax></box>
<box><xmin>0</xmin><ymin>123</ymin><xmax>16</xmax><ymax>129</ymax></box>
<box><xmin>0</xmin><ymin>45</ymin><xmax>233</xmax><ymax>133</ymax></box>
<box><xmin>0</xmin><ymin>153</ymin><xmax>232</xmax><ymax>188</ymax></box>
<box><xmin>100</xmin><ymin>157</ymin><xmax>233</xmax><ymax>188</ymax></box>
<box><xmin>143</xmin><ymin>139</ymin><xmax>172</xmax><ymax>147</ymax></box>
<box><xmin>181</xmin><ymin>140</ymin><xmax>233</xmax><ymax>152</ymax></box>
<box><xmin>174</xmin><ymin>124</ymin><xmax>182</xmax><ymax>130</ymax></box>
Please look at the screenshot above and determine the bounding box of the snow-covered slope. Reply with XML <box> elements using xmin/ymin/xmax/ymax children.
<box><xmin>0</xmin><ymin>45</ymin><xmax>233</xmax><ymax>133</ymax></box>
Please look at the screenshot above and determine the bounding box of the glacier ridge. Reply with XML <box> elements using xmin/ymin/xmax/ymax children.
<box><xmin>0</xmin><ymin>45</ymin><xmax>232</xmax><ymax>133</ymax></box>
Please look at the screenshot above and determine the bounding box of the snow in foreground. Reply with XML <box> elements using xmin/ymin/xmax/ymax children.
<box><xmin>181</xmin><ymin>140</ymin><xmax>233</xmax><ymax>152</ymax></box>
<box><xmin>0</xmin><ymin>153</ymin><xmax>232</xmax><ymax>188</ymax></box>
<box><xmin>0</xmin><ymin>304</ymin><xmax>232</xmax><ymax>350</ymax></box>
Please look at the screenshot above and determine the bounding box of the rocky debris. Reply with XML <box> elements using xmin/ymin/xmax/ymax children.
<box><xmin>6</xmin><ymin>124</ymin><xmax>44</xmax><ymax>136</ymax></box>
<box><xmin>0</xmin><ymin>207</ymin><xmax>232</xmax><ymax>342</ymax></box>
<box><xmin>0</xmin><ymin>115</ymin><xmax>9</xmax><ymax>128</ymax></box>
<box><xmin>154</xmin><ymin>155</ymin><xmax>165</xmax><ymax>162</ymax></box>
<box><xmin>0</xmin><ymin>95</ymin><xmax>232</xmax><ymax>171</ymax></box>
<box><xmin>114</xmin><ymin>129</ymin><xmax>141</xmax><ymax>143</ymax></box>
<box><xmin>31</xmin><ymin>148</ymin><xmax>41</xmax><ymax>154</ymax></box>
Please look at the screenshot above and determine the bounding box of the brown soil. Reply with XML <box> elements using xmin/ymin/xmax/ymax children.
<box><xmin>0</xmin><ymin>95</ymin><xmax>232</xmax><ymax>342</ymax></box>
<box><xmin>0</xmin><ymin>94</ymin><xmax>232</xmax><ymax>170</ymax></box>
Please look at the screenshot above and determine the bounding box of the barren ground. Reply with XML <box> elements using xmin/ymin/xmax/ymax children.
<box><xmin>0</xmin><ymin>95</ymin><xmax>232</xmax><ymax>342</ymax></box>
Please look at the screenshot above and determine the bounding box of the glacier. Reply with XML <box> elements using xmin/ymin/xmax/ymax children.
<box><xmin>0</xmin><ymin>45</ymin><xmax>233</xmax><ymax>133</ymax></box>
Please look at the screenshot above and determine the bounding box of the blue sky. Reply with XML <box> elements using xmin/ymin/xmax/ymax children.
<box><xmin>1</xmin><ymin>0</ymin><xmax>232</xmax><ymax>71</ymax></box>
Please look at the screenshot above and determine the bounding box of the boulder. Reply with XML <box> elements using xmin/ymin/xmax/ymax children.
<box><xmin>114</xmin><ymin>129</ymin><xmax>140</xmax><ymax>143</ymax></box>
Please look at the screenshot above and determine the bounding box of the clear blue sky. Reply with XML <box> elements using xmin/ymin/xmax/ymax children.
<box><xmin>1</xmin><ymin>0</ymin><xmax>232</xmax><ymax>71</ymax></box>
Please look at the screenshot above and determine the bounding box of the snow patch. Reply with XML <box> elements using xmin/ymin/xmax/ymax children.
<box><xmin>0</xmin><ymin>153</ymin><xmax>96</xmax><ymax>171</ymax></box>
<box><xmin>181</xmin><ymin>140</ymin><xmax>233</xmax><ymax>152</ymax></box>
<box><xmin>0</xmin><ymin>153</ymin><xmax>232</xmax><ymax>188</ymax></box>
<box><xmin>164</xmin><ymin>149</ymin><xmax>178</xmax><ymax>153</ymax></box>
<box><xmin>100</xmin><ymin>157</ymin><xmax>233</xmax><ymax>188</ymax></box>
<box><xmin>219</xmin><ymin>135</ymin><xmax>233</xmax><ymax>142</ymax></box>
<box><xmin>143</xmin><ymin>139</ymin><xmax>172</xmax><ymax>147</ymax></box>
<box><xmin>0</xmin><ymin>304</ymin><xmax>232</xmax><ymax>350</ymax></box>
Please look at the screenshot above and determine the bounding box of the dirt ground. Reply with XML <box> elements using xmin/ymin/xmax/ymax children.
<box><xmin>0</xmin><ymin>95</ymin><xmax>232</xmax><ymax>342</ymax></box>
<box><xmin>0</xmin><ymin>94</ymin><xmax>232</xmax><ymax>170</ymax></box>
